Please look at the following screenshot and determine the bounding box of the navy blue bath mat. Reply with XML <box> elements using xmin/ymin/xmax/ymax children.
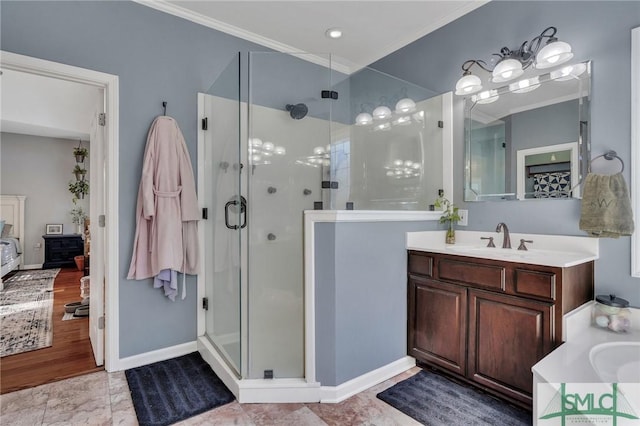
<box><xmin>125</xmin><ymin>352</ymin><xmax>234</xmax><ymax>426</ymax></box>
<box><xmin>377</xmin><ymin>370</ymin><xmax>532</xmax><ymax>426</ymax></box>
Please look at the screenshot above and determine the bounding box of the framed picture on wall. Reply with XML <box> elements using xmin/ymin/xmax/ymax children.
<box><xmin>46</xmin><ymin>224</ymin><xmax>63</xmax><ymax>235</ymax></box>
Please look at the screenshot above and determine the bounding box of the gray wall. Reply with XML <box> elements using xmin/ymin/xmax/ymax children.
<box><xmin>371</xmin><ymin>1</ymin><xmax>640</xmax><ymax>306</ymax></box>
<box><xmin>314</xmin><ymin>221</ymin><xmax>439</xmax><ymax>386</ymax></box>
<box><xmin>1</xmin><ymin>132</ymin><xmax>90</xmax><ymax>266</ymax></box>
<box><xmin>0</xmin><ymin>0</ymin><xmax>273</xmax><ymax>357</ymax></box>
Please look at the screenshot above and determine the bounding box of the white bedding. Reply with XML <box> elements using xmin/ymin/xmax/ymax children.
<box><xmin>1</xmin><ymin>237</ymin><xmax>22</xmax><ymax>277</ymax></box>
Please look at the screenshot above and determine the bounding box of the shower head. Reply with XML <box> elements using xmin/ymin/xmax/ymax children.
<box><xmin>286</xmin><ymin>103</ymin><xmax>308</xmax><ymax>120</ymax></box>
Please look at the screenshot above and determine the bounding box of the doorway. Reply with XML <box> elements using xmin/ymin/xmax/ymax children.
<box><xmin>0</xmin><ymin>51</ymin><xmax>119</xmax><ymax>392</ymax></box>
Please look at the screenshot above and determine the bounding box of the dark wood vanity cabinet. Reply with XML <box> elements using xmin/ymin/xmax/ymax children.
<box><xmin>407</xmin><ymin>250</ymin><xmax>593</xmax><ymax>408</ymax></box>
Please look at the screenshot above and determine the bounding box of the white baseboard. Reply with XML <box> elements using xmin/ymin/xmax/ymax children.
<box><xmin>238</xmin><ymin>379</ymin><xmax>321</xmax><ymax>403</ymax></box>
<box><xmin>115</xmin><ymin>341</ymin><xmax>415</xmax><ymax>404</ymax></box>
<box><xmin>23</xmin><ymin>264</ymin><xmax>42</xmax><ymax>270</ymax></box>
<box><xmin>115</xmin><ymin>341</ymin><xmax>197</xmax><ymax>371</ymax></box>
<box><xmin>320</xmin><ymin>356</ymin><xmax>416</xmax><ymax>403</ymax></box>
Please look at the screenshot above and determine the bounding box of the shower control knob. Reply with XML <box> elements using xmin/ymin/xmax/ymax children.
<box><xmin>303</xmin><ymin>189</ymin><xmax>312</xmax><ymax>195</ymax></box>
<box><xmin>267</xmin><ymin>233</ymin><xmax>276</xmax><ymax>241</ymax></box>
<box><xmin>268</xmin><ymin>186</ymin><xmax>277</xmax><ymax>194</ymax></box>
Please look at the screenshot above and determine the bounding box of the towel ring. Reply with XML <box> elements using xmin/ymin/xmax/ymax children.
<box><xmin>589</xmin><ymin>150</ymin><xmax>624</xmax><ymax>173</ymax></box>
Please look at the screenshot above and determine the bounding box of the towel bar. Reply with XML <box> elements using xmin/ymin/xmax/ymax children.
<box><xmin>589</xmin><ymin>150</ymin><xmax>624</xmax><ymax>173</ymax></box>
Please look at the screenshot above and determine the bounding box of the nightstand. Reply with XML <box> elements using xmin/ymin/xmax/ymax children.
<box><xmin>42</xmin><ymin>234</ymin><xmax>84</xmax><ymax>269</ymax></box>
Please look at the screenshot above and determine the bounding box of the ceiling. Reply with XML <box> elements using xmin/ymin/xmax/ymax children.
<box><xmin>136</xmin><ymin>0</ymin><xmax>488</xmax><ymax>74</ymax></box>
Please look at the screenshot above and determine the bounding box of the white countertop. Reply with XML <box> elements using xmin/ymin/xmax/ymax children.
<box><xmin>406</xmin><ymin>231</ymin><xmax>599</xmax><ymax>268</ymax></box>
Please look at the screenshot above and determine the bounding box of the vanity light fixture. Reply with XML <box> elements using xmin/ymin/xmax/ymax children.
<box><xmin>355</xmin><ymin>91</ymin><xmax>418</xmax><ymax>126</ymax></box>
<box><xmin>249</xmin><ymin>138</ymin><xmax>285</xmax><ymax>165</ymax></box>
<box><xmin>455</xmin><ymin>26</ymin><xmax>574</xmax><ymax>95</ymax></box>
<box><xmin>472</xmin><ymin>89</ymin><xmax>499</xmax><ymax>104</ymax></box>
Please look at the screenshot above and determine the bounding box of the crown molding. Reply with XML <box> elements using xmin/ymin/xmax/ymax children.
<box><xmin>132</xmin><ymin>0</ymin><xmax>354</xmax><ymax>74</ymax></box>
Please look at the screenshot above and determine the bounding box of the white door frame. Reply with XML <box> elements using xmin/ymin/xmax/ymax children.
<box><xmin>1</xmin><ymin>50</ymin><xmax>120</xmax><ymax>372</ymax></box>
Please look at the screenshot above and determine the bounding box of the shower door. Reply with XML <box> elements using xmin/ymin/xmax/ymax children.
<box><xmin>200</xmin><ymin>53</ymin><xmax>243</xmax><ymax>376</ymax></box>
<box><xmin>247</xmin><ymin>52</ymin><xmax>334</xmax><ymax>379</ymax></box>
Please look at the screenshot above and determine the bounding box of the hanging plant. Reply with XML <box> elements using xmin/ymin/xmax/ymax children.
<box><xmin>69</xmin><ymin>180</ymin><xmax>89</xmax><ymax>200</ymax></box>
<box><xmin>73</xmin><ymin>165</ymin><xmax>87</xmax><ymax>181</ymax></box>
<box><xmin>73</xmin><ymin>145</ymin><xmax>88</xmax><ymax>163</ymax></box>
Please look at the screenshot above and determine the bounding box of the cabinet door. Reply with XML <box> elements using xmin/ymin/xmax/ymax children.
<box><xmin>408</xmin><ymin>276</ymin><xmax>467</xmax><ymax>375</ymax></box>
<box><xmin>468</xmin><ymin>289</ymin><xmax>553</xmax><ymax>405</ymax></box>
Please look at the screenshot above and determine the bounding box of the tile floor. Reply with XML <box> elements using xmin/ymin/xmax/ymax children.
<box><xmin>0</xmin><ymin>367</ymin><xmax>424</xmax><ymax>425</ymax></box>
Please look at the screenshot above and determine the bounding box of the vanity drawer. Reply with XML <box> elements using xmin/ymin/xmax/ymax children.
<box><xmin>408</xmin><ymin>252</ymin><xmax>433</xmax><ymax>277</ymax></box>
<box><xmin>513</xmin><ymin>269</ymin><xmax>556</xmax><ymax>301</ymax></box>
<box><xmin>438</xmin><ymin>258</ymin><xmax>506</xmax><ymax>291</ymax></box>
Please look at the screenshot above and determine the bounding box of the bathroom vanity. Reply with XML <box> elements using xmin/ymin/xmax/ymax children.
<box><xmin>406</xmin><ymin>230</ymin><xmax>599</xmax><ymax>408</ymax></box>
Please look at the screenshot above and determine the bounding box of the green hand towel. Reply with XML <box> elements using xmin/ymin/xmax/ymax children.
<box><xmin>579</xmin><ymin>173</ymin><xmax>635</xmax><ymax>238</ymax></box>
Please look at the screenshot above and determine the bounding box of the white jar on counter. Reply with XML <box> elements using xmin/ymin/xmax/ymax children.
<box><xmin>592</xmin><ymin>294</ymin><xmax>632</xmax><ymax>333</ymax></box>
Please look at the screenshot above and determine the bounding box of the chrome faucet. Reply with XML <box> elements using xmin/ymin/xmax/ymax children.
<box><xmin>495</xmin><ymin>222</ymin><xmax>511</xmax><ymax>249</ymax></box>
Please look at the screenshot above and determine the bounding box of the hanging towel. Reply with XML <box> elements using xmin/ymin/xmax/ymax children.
<box><xmin>579</xmin><ymin>172</ymin><xmax>635</xmax><ymax>238</ymax></box>
<box><xmin>153</xmin><ymin>269</ymin><xmax>178</xmax><ymax>301</ymax></box>
<box><xmin>128</xmin><ymin>116</ymin><xmax>200</xmax><ymax>300</ymax></box>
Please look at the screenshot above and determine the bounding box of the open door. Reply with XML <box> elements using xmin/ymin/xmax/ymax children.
<box><xmin>89</xmin><ymin>101</ymin><xmax>105</xmax><ymax>366</ymax></box>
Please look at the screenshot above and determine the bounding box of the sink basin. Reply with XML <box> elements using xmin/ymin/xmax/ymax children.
<box><xmin>589</xmin><ymin>342</ymin><xmax>640</xmax><ymax>383</ymax></box>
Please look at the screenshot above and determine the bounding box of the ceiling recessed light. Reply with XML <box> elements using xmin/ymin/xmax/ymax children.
<box><xmin>325</xmin><ymin>28</ymin><xmax>342</xmax><ymax>39</ymax></box>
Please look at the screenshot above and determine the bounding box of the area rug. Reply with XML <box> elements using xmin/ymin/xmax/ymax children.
<box><xmin>4</xmin><ymin>268</ymin><xmax>60</xmax><ymax>283</ymax></box>
<box><xmin>0</xmin><ymin>269</ymin><xmax>60</xmax><ymax>357</ymax></box>
<box><xmin>126</xmin><ymin>352</ymin><xmax>235</xmax><ymax>426</ymax></box>
<box><xmin>377</xmin><ymin>370</ymin><xmax>532</xmax><ymax>426</ymax></box>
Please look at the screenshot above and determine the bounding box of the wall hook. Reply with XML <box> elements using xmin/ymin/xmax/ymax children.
<box><xmin>162</xmin><ymin>101</ymin><xmax>167</xmax><ymax>116</ymax></box>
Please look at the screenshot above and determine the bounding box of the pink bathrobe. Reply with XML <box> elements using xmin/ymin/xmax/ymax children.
<box><xmin>127</xmin><ymin>116</ymin><xmax>199</xmax><ymax>291</ymax></box>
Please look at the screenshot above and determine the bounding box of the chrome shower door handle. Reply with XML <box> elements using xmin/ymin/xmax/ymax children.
<box><xmin>224</xmin><ymin>200</ymin><xmax>239</xmax><ymax>230</ymax></box>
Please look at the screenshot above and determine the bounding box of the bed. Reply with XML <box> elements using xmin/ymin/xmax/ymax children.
<box><xmin>1</xmin><ymin>195</ymin><xmax>26</xmax><ymax>283</ymax></box>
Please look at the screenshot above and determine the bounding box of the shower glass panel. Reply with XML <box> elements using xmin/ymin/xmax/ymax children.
<box><xmin>202</xmin><ymin>53</ymin><xmax>242</xmax><ymax>376</ymax></box>
<box><xmin>247</xmin><ymin>52</ymin><xmax>333</xmax><ymax>379</ymax></box>
<box><xmin>328</xmin><ymin>67</ymin><xmax>444</xmax><ymax>210</ymax></box>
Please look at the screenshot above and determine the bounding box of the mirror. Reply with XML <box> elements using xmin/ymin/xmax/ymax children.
<box><xmin>464</xmin><ymin>60</ymin><xmax>591</xmax><ymax>201</ymax></box>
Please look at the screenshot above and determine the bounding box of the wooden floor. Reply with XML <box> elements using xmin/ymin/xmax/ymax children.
<box><xmin>1</xmin><ymin>267</ymin><xmax>103</xmax><ymax>394</ymax></box>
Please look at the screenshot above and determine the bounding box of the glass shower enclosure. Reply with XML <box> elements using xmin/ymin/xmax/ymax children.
<box><xmin>198</xmin><ymin>51</ymin><xmax>449</xmax><ymax>392</ymax></box>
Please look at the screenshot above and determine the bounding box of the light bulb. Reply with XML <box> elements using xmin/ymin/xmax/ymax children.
<box><xmin>404</xmin><ymin>160</ymin><xmax>413</xmax><ymax>167</ymax></box>
<box><xmin>536</xmin><ymin>41</ymin><xmax>573</xmax><ymax>69</ymax></box>
<box><xmin>262</xmin><ymin>141</ymin><xmax>274</xmax><ymax>152</ymax></box>
<box><xmin>325</xmin><ymin>28</ymin><xmax>342</xmax><ymax>39</ymax></box>
<box><xmin>274</xmin><ymin>146</ymin><xmax>286</xmax><ymax>155</ymax></box>
<box><xmin>355</xmin><ymin>112</ymin><xmax>373</xmax><ymax>126</ymax></box>
<box><xmin>550</xmin><ymin>63</ymin><xmax>587</xmax><ymax>81</ymax></box>
<box><xmin>509</xmin><ymin>76</ymin><xmax>540</xmax><ymax>94</ymax></box>
<box><xmin>372</xmin><ymin>105</ymin><xmax>392</xmax><ymax>120</ymax></box>
<box><xmin>455</xmin><ymin>74</ymin><xmax>482</xmax><ymax>95</ymax></box>
<box><xmin>393</xmin><ymin>159</ymin><xmax>404</xmax><ymax>167</ymax></box>
<box><xmin>395</xmin><ymin>98</ymin><xmax>416</xmax><ymax>113</ymax></box>
<box><xmin>393</xmin><ymin>116</ymin><xmax>411</xmax><ymax>126</ymax></box>
<box><xmin>473</xmin><ymin>89</ymin><xmax>499</xmax><ymax>104</ymax></box>
<box><xmin>412</xmin><ymin>163</ymin><xmax>421</xmax><ymax>170</ymax></box>
<box><xmin>492</xmin><ymin>59</ymin><xmax>524</xmax><ymax>83</ymax></box>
